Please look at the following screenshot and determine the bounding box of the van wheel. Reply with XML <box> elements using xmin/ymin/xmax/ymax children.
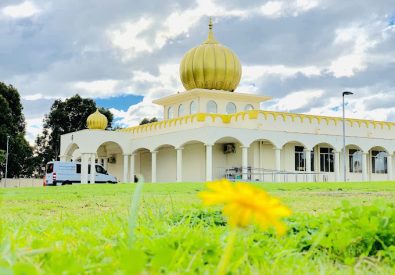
<box><xmin>108</xmin><ymin>181</ymin><xmax>116</xmax><ymax>184</ymax></box>
<box><xmin>62</xmin><ymin>181</ymin><xmax>71</xmax><ymax>185</ymax></box>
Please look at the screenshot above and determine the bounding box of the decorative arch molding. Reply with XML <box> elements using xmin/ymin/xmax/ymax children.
<box><xmin>367</xmin><ymin>145</ymin><xmax>391</xmax><ymax>154</ymax></box>
<box><xmin>95</xmin><ymin>141</ymin><xmax>125</xmax><ymax>156</ymax></box>
<box><xmin>63</xmin><ymin>142</ymin><xmax>80</xmax><ymax>157</ymax></box>
<box><xmin>177</xmin><ymin>139</ymin><xmax>207</xmax><ymax>149</ymax></box>
<box><xmin>131</xmin><ymin>147</ymin><xmax>151</xmax><ymax>154</ymax></box>
<box><xmin>279</xmin><ymin>140</ymin><xmax>309</xmax><ymax>150</ymax></box>
<box><xmin>154</xmin><ymin>144</ymin><xmax>176</xmax><ymax>151</ymax></box>
<box><xmin>211</xmin><ymin>135</ymin><xmax>246</xmax><ymax>147</ymax></box>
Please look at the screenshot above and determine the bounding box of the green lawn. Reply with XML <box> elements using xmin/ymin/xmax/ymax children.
<box><xmin>1</xmin><ymin>182</ymin><xmax>395</xmax><ymax>274</ymax></box>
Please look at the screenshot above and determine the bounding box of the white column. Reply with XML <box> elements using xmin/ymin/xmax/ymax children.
<box><xmin>130</xmin><ymin>154</ymin><xmax>135</xmax><ymax>183</ymax></box>
<box><xmin>90</xmin><ymin>154</ymin><xmax>96</xmax><ymax>184</ymax></box>
<box><xmin>206</xmin><ymin>144</ymin><xmax>213</xmax><ymax>181</ymax></box>
<box><xmin>151</xmin><ymin>151</ymin><xmax>157</xmax><ymax>183</ymax></box>
<box><xmin>241</xmin><ymin>146</ymin><xmax>249</xmax><ymax>180</ymax></box>
<box><xmin>304</xmin><ymin>148</ymin><xmax>311</xmax><ymax>182</ymax></box>
<box><xmin>387</xmin><ymin>154</ymin><xmax>393</xmax><ymax>181</ymax></box>
<box><xmin>333</xmin><ymin>150</ymin><xmax>340</xmax><ymax>182</ymax></box>
<box><xmin>81</xmin><ymin>153</ymin><xmax>89</xmax><ymax>184</ymax></box>
<box><xmin>123</xmin><ymin>154</ymin><xmax>129</xmax><ymax>183</ymax></box>
<box><xmin>274</xmin><ymin>147</ymin><xmax>281</xmax><ymax>182</ymax></box>
<box><xmin>362</xmin><ymin>152</ymin><xmax>368</xmax><ymax>182</ymax></box>
<box><xmin>176</xmin><ymin>147</ymin><xmax>183</xmax><ymax>182</ymax></box>
<box><xmin>103</xmin><ymin>157</ymin><xmax>108</xmax><ymax>170</ymax></box>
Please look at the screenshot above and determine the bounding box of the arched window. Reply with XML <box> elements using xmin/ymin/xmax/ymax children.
<box><xmin>226</xmin><ymin>102</ymin><xmax>237</xmax><ymax>114</ymax></box>
<box><xmin>245</xmin><ymin>104</ymin><xmax>254</xmax><ymax>111</ymax></box>
<box><xmin>206</xmin><ymin>100</ymin><xmax>217</xmax><ymax>114</ymax></box>
<box><xmin>178</xmin><ymin>104</ymin><xmax>185</xmax><ymax>117</ymax></box>
<box><xmin>190</xmin><ymin>101</ymin><xmax>197</xmax><ymax>114</ymax></box>
<box><xmin>168</xmin><ymin>106</ymin><xmax>174</xmax><ymax>119</ymax></box>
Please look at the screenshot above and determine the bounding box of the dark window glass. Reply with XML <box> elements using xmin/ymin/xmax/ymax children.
<box><xmin>320</xmin><ymin>147</ymin><xmax>334</xmax><ymax>172</ymax></box>
<box><xmin>76</xmin><ymin>164</ymin><xmax>81</xmax><ymax>174</ymax></box>
<box><xmin>96</xmin><ymin>165</ymin><xmax>106</xmax><ymax>174</ymax></box>
<box><xmin>46</xmin><ymin>163</ymin><xmax>53</xmax><ymax>173</ymax></box>
<box><xmin>349</xmin><ymin>149</ymin><xmax>362</xmax><ymax>173</ymax></box>
<box><xmin>295</xmin><ymin>146</ymin><xmax>305</xmax><ymax>171</ymax></box>
<box><xmin>372</xmin><ymin>151</ymin><xmax>387</xmax><ymax>174</ymax></box>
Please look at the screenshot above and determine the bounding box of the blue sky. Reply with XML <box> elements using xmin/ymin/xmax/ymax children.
<box><xmin>95</xmin><ymin>95</ymin><xmax>143</xmax><ymax>112</ymax></box>
<box><xmin>0</xmin><ymin>0</ymin><xmax>394</xmax><ymax>143</ymax></box>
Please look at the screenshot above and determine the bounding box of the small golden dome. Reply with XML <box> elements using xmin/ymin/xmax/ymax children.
<box><xmin>87</xmin><ymin>109</ymin><xmax>108</xmax><ymax>130</ymax></box>
<box><xmin>180</xmin><ymin>18</ymin><xmax>242</xmax><ymax>92</ymax></box>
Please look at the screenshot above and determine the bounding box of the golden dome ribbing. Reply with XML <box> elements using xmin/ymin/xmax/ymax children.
<box><xmin>180</xmin><ymin>18</ymin><xmax>242</xmax><ymax>92</ymax></box>
<box><xmin>87</xmin><ymin>109</ymin><xmax>108</xmax><ymax>130</ymax></box>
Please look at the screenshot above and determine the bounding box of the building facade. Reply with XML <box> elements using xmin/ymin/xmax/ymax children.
<box><xmin>60</xmin><ymin>20</ymin><xmax>395</xmax><ymax>184</ymax></box>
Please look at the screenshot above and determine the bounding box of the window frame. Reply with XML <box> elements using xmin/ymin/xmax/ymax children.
<box><xmin>226</xmin><ymin>102</ymin><xmax>237</xmax><ymax>114</ymax></box>
<box><xmin>206</xmin><ymin>100</ymin><xmax>217</xmax><ymax>114</ymax></box>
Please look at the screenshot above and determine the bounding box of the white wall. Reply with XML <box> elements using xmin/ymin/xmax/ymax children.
<box><xmin>183</xmin><ymin>143</ymin><xmax>206</xmax><ymax>182</ymax></box>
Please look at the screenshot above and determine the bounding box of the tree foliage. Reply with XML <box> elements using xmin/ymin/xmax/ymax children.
<box><xmin>0</xmin><ymin>82</ymin><xmax>34</xmax><ymax>178</ymax></box>
<box><xmin>139</xmin><ymin>117</ymin><xmax>158</xmax><ymax>125</ymax></box>
<box><xmin>34</xmin><ymin>94</ymin><xmax>113</xmax><ymax>172</ymax></box>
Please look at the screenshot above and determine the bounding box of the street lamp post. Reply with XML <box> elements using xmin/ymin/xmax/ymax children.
<box><xmin>5</xmin><ymin>135</ymin><xmax>10</xmax><ymax>187</ymax></box>
<box><xmin>342</xmin><ymin>91</ymin><xmax>353</xmax><ymax>182</ymax></box>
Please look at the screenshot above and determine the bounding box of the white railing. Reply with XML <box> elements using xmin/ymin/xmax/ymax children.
<box><xmin>219</xmin><ymin>167</ymin><xmax>329</xmax><ymax>183</ymax></box>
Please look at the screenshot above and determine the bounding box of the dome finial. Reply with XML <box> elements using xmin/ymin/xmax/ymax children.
<box><xmin>87</xmin><ymin>108</ymin><xmax>108</xmax><ymax>130</ymax></box>
<box><xmin>205</xmin><ymin>17</ymin><xmax>218</xmax><ymax>44</ymax></box>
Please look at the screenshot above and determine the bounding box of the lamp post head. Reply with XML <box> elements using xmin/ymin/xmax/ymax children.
<box><xmin>342</xmin><ymin>91</ymin><xmax>354</xmax><ymax>96</ymax></box>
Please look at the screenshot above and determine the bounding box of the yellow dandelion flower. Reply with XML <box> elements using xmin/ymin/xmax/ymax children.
<box><xmin>199</xmin><ymin>179</ymin><xmax>291</xmax><ymax>235</ymax></box>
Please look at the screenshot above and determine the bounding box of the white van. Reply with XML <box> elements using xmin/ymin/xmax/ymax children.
<box><xmin>45</xmin><ymin>161</ymin><xmax>118</xmax><ymax>186</ymax></box>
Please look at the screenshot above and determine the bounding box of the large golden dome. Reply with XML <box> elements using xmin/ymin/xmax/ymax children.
<box><xmin>180</xmin><ymin>19</ymin><xmax>242</xmax><ymax>92</ymax></box>
<box><xmin>87</xmin><ymin>109</ymin><xmax>108</xmax><ymax>130</ymax></box>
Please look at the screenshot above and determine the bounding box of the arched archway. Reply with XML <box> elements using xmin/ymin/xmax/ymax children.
<box><xmin>281</xmin><ymin>141</ymin><xmax>312</xmax><ymax>173</ymax></box>
<box><xmin>62</xmin><ymin>143</ymin><xmax>80</xmax><ymax>161</ymax></box>
<box><xmin>96</xmin><ymin>141</ymin><xmax>124</xmax><ymax>182</ymax></box>
<box><xmin>368</xmin><ymin>146</ymin><xmax>390</xmax><ymax>181</ymax></box>
<box><xmin>212</xmin><ymin>137</ymin><xmax>244</xmax><ymax>180</ymax></box>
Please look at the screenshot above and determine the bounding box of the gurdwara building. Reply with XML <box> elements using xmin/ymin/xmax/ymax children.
<box><xmin>60</xmin><ymin>20</ymin><xmax>395</xmax><ymax>184</ymax></box>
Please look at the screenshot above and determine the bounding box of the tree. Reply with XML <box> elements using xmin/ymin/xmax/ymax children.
<box><xmin>139</xmin><ymin>117</ymin><xmax>158</xmax><ymax>125</ymax></box>
<box><xmin>34</xmin><ymin>94</ymin><xmax>113</xmax><ymax>172</ymax></box>
<box><xmin>0</xmin><ymin>82</ymin><xmax>34</xmax><ymax>178</ymax></box>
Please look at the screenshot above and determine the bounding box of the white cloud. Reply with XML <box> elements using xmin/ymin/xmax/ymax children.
<box><xmin>25</xmin><ymin>117</ymin><xmax>43</xmax><ymax>145</ymax></box>
<box><xmin>73</xmin><ymin>79</ymin><xmax>119</xmax><ymax>97</ymax></box>
<box><xmin>329</xmin><ymin>25</ymin><xmax>377</xmax><ymax>77</ymax></box>
<box><xmin>2</xmin><ymin>1</ymin><xmax>40</xmax><ymax>18</ymax></box>
<box><xmin>307</xmin><ymin>92</ymin><xmax>395</xmax><ymax>121</ymax></box>
<box><xmin>108</xmin><ymin>18</ymin><xmax>154</xmax><ymax>59</ymax></box>
<box><xmin>260</xmin><ymin>1</ymin><xmax>284</xmax><ymax>17</ymax></box>
<box><xmin>111</xmin><ymin>100</ymin><xmax>162</xmax><ymax>127</ymax></box>
<box><xmin>259</xmin><ymin>0</ymin><xmax>320</xmax><ymax>18</ymax></box>
<box><xmin>270</xmin><ymin>89</ymin><xmax>324</xmax><ymax>111</ymax></box>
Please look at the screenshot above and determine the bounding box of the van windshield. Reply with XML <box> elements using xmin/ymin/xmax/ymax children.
<box><xmin>46</xmin><ymin>163</ymin><xmax>54</xmax><ymax>173</ymax></box>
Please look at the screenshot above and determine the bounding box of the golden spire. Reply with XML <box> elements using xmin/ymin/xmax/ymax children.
<box><xmin>205</xmin><ymin>17</ymin><xmax>218</xmax><ymax>44</ymax></box>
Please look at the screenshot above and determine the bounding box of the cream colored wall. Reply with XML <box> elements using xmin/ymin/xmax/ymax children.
<box><xmin>183</xmin><ymin>143</ymin><xmax>206</xmax><ymax>182</ymax></box>
<box><xmin>162</xmin><ymin>94</ymin><xmax>260</xmax><ymax>119</ymax></box>
<box><xmin>107</xmin><ymin>153</ymin><xmax>123</xmax><ymax>182</ymax></box>
<box><xmin>135</xmin><ymin>151</ymin><xmax>152</xmax><ymax>182</ymax></box>
<box><xmin>198</xmin><ymin>97</ymin><xmax>259</xmax><ymax>114</ymax></box>
<box><xmin>212</xmin><ymin>143</ymin><xmax>243</xmax><ymax>179</ymax></box>
<box><xmin>157</xmin><ymin>147</ymin><xmax>177</xmax><ymax>182</ymax></box>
